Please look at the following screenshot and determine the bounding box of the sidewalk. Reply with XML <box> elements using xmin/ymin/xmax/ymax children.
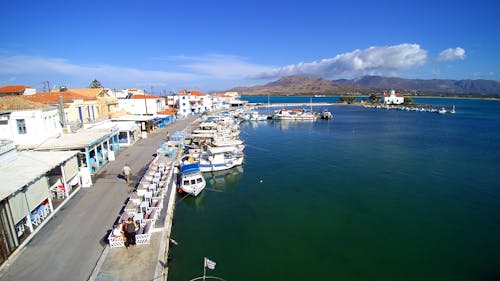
<box><xmin>89</xmin><ymin>116</ymin><xmax>201</xmax><ymax>281</ymax></box>
<box><xmin>90</xmin><ymin>156</ymin><xmax>178</xmax><ymax>281</ymax></box>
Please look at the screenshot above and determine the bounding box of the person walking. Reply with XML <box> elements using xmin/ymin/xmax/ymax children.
<box><xmin>124</xmin><ymin>218</ymin><xmax>138</xmax><ymax>247</ymax></box>
<box><xmin>122</xmin><ymin>164</ymin><xmax>131</xmax><ymax>183</ymax></box>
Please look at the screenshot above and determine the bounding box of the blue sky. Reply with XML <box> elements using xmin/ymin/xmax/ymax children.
<box><xmin>1</xmin><ymin>0</ymin><xmax>499</xmax><ymax>93</ymax></box>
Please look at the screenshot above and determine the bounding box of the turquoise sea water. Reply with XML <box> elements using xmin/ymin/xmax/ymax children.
<box><xmin>169</xmin><ymin>97</ymin><xmax>500</xmax><ymax>281</ymax></box>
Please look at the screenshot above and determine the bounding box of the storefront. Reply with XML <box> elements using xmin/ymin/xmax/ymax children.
<box><xmin>34</xmin><ymin>128</ymin><xmax>120</xmax><ymax>176</ymax></box>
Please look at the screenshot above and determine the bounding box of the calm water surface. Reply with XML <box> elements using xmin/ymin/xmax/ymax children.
<box><xmin>169</xmin><ymin>98</ymin><xmax>500</xmax><ymax>281</ymax></box>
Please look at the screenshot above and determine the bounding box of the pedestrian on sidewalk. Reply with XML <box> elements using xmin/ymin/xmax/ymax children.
<box><xmin>122</xmin><ymin>164</ymin><xmax>131</xmax><ymax>183</ymax></box>
<box><xmin>124</xmin><ymin>218</ymin><xmax>138</xmax><ymax>247</ymax></box>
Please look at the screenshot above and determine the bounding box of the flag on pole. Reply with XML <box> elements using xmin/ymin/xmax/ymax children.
<box><xmin>204</xmin><ymin>257</ymin><xmax>216</xmax><ymax>270</ymax></box>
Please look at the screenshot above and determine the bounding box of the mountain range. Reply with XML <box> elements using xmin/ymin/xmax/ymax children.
<box><xmin>229</xmin><ymin>75</ymin><xmax>500</xmax><ymax>97</ymax></box>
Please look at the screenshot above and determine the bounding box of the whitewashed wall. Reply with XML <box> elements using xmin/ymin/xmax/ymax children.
<box><xmin>0</xmin><ymin>108</ymin><xmax>63</xmax><ymax>148</ymax></box>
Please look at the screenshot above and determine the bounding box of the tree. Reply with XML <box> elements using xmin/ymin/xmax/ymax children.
<box><xmin>339</xmin><ymin>96</ymin><xmax>356</xmax><ymax>104</ymax></box>
<box><xmin>369</xmin><ymin>93</ymin><xmax>380</xmax><ymax>103</ymax></box>
<box><xmin>89</xmin><ymin>79</ymin><xmax>103</xmax><ymax>88</ymax></box>
<box><xmin>404</xmin><ymin>97</ymin><xmax>413</xmax><ymax>104</ymax></box>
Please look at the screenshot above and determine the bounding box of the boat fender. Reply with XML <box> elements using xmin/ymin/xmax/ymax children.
<box><xmin>177</xmin><ymin>188</ymin><xmax>183</xmax><ymax>193</ymax></box>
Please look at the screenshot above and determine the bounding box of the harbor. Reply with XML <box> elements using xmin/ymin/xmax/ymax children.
<box><xmin>168</xmin><ymin>98</ymin><xmax>500</xmax><ymax>281</ymax></box>
<box><xmin>2</xmin><ymin>0</ymin><xmax>499</xmax><ymax>279</ymax></box>
<box><xmin>0</xmin><ymin>97</ymin><xmax>498</xmax><ymax>281</ymax></box>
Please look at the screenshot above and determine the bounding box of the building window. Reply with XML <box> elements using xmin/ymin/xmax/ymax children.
<box><xmin>16</xmin><ymin>119</ymin><xmax>27</xmax><ymax>134</ymax></box>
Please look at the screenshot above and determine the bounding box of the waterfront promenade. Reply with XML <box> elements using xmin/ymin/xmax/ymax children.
<box><xmin>0</xmin><ymin>115</ymin><xmax>199</xmax><ymax>281</ymax></box>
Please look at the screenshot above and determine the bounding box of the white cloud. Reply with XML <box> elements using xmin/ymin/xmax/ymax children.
<box><xmin>0</xmin><ymin>53</ymin><xmax>275</xmax><ymax>90</ymax></box>
<box><xmin>0</xmin><ymin>54</ymin><xmax>199</xmax><ymax>88</ymax></box>
<box><xmin>166</xmin><ymin>54</ymin><xmax>273</xmax><ymax>79</ymax></box>
<box><xmin>437</xmin><ymin>47</ymin><xmax>466</xmax><ymax>61</ymax></box>
<box><xmin>251</xmin><ymin>43</ymin><xmax>428</xmax><ymax>79</ymax></box>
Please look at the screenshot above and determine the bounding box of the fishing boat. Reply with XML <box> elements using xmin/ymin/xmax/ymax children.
<box><xmin>178</xmin><ymin>163</ymin><xmax>206</xmax><ymax>196</ymax></box>
<box><xmin>198</xmin><ymin>146</ymin><xmax>244</xmax><ymax>172</ymax></box>
<box><xmin>272</xmin><ymin>108</ymin><xmax>318</xmax><ymax>121</ymax></box>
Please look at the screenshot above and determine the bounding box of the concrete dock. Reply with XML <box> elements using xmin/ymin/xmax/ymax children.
<box><xmin>0</xmin><ymin>115</ymin><xmax>200</xmax><ymax>281</ymax></box>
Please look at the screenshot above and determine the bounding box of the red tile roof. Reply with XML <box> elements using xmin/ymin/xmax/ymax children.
<box><xmin>60</xmin><ymin>88</ymin><xmax>105</xmax><ymax>98</ymax></box>
<box><xmin>0</xmin><ymin>96</ymin><xmax>53</xmax><ymax>111</ymax></box>
<box><xmin>189</xmin><ymin>90</ymin><xmax>205</xmax><ymax>96</ymax></box>
<box><xmin>0</xmin><ymin>85</ymin><xmax>33</xmax><ymax>94</ymax></box>
<box><xmin>177</xmin><ymin>90</ymin><xmax>205</xmax><ymax>96</ymax></box>
<box><xmin>23</xmin><ymin>91</ymin><xmax>92</xmax><ymax>103</ymax></box>
<box><xmin>130</xmin><ymin>94</ymin><xmax>161</xmax><ymax>99</ymax></box>
<box><xmin>214</xmin><ymin>92</ymin><xmax>232</xmax><ymax>98</ymax></box>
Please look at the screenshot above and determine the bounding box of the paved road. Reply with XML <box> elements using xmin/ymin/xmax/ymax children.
<box><xmin>0</xmin><ymin>116</ymin><xmax>199</xmax><ymax>281</ymax></box>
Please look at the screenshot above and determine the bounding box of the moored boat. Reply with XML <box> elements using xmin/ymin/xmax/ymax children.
<box><xmin>320</xmin><ymin>110</ymin><xmax>333</xmax><ymax>120</ymax></box>
<box><xmin>178</xmin><ymin>163</ymin><xmax>206</xmax><ymax>196</ymax></box>
<box><xmin>240</xmin><ymin>111</ymin><xmax>268</xmax><ymax>121</ymax></box>
<box><xmin>272</xmin><ymin>108</ymin><xmax>318</xmax><ymax>121</ymax></box>
<box><xmin>198</xmin><ymin>146</ymin><xmax>244</xmax><ymax>172</ymax></box>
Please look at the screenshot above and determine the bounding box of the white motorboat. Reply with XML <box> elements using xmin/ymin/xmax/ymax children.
<box><xmin>178</xmin><ymin>163</ymin><xmax>206</xmax><ymax>196</ymax></box>
<box><xmin>211</xmin><ymin>139</ymin><xmax>245</xmax><ymax>151</ymax></box>
<box><xmin>198</xmin><ymin>146</ymin><xmax>244</xmax><ymax>172</ymax></box>
<box><xmin>450</xmin><ymin>105</ymin><xmax>456</xmax><ymax>114</ymax></box>
<box><xmin>241</xmin><ymin>111</ymin><xmax>268</xmax><ymax>121</ymax></box>
<box><xmin>320</xmin><ymin>110</ymin><xmax>333</xmax><ymax>120</ymax></box>
<box><xmin>438</xmin><ymin>107</ymin><xmax>447</xmax><ymax>114</ymax></box>
<box><xmin>272</xmin><ymin>108</ymin><xmax>318</xmax><ymax>121</ymax></box>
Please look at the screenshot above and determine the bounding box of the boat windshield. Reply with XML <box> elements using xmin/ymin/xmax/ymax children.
<box><xmin>183</xmin><ymin>180</ymin><xmax>189</xmax><ymax>185</ymax></box>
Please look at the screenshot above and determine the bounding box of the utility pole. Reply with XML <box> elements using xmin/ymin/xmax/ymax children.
<box><xmin>144</xmin><ymin>89</ymin><xmax>149</xmax><ymax>115</ymax></box>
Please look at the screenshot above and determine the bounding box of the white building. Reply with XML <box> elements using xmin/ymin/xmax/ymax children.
<box><xmin>383</xmin><ymin>90</ymin><xmax>404</xmax><ymax>105</ymax></box>
<box><xmin>84</xmin><ymin>120</ymin><xmax>140</xmax><ymax>147</ymax></box>
<box><xmin>175</xmin><ymin>90</ymin><xmax>213</xmax><ymax>116</ymax></box>
<box><xmin>118</xmin><ymin>94</ymin><xmax>166</xmax><ymax>115</ymax></box>
<box><xmin>0</xmin><ymin>85</ymin><xmax>37</xmax><ymax>97</ymax></box>
<box><xmin>112</xmin><ymin>88</ymin><xmax>145</xmax><ymax>99</ymax></box>
<box><xmin>213</xmin><ymin>91</ymin><xmax>246</xmax><ymax>109</ymax></box>
<box><xmin>0</xmin><ymin>96</ymin><xmax>63</xmax><ymax>150</ymax></box>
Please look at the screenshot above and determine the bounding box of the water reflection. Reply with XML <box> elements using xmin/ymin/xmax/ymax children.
<box><xmin>272</xmin><ymin>119</ymin><xmax>315</xmax><ymax>131</ymax></box>
<box><xmin>205</xmin><ymin>166</ymin><xmax>244</xmax><ymax>190</ymax></box>
<box><xmin>178</xmin><ymin>166</ymin><xmax>244</xmax><ymax>210</ymax></box>
<box><xmin>178</xmin><ymin>189</ymin><xmax>207</xmax><ymax>210</ymax></box>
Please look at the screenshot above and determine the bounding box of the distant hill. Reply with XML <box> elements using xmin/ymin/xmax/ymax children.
<box><xmin>229</xmin><ymin>75</ymin><xmax>500</xmax><ymax>97</ymax></box>
<box><xmin>230</xmin><ymin>75</ymin><xmax>372</xmax><ymax>96</ymax></box>
<box><xmin>333</xmin><ymin>76</ymin><xmax>500</xmax><ymax>96</ymax></box>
